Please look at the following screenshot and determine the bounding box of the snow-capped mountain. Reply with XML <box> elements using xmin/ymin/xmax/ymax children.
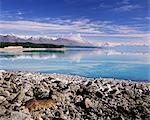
<box><xmin>0</xmin><ymin>34</ymin><xmax>94</xmax><ymax>47</ymax></box>
<box><xmin>0</xmin><ymin>34</ymin><xmax>148</xmax><ymax>47</ymax></box>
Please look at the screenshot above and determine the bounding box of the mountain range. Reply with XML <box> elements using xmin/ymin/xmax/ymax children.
<box><xmin>0</xmin><ymin>34</ymin><xmax>94</xmax><ymax>47</ymax></box>
<box><xmin>0</xmin><ymin>34</ymin><xmax>148</xmax><ymax>47</ymax></box>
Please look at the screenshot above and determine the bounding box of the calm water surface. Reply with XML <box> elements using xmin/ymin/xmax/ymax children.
<box><xmin>0</xmin><ymin>46</ymin><xmax>149</xmax><ymax>81</ymax></box>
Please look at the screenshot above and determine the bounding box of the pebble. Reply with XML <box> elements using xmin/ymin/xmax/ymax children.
<box><xmin>0</xmin><ymin>96</ymin><xmax>6</xmax><ymax>104</ymax></box>
<box><xmin>0</xmin><ymin>71</ymin><xmax>149</xmax><ymax>120</ymax></box>
<box><xmin>0</xmin><ymin>106</ymin><xmax>6</xmax><ymax>116</ymax></box>
<box><xmin>85</xmin><ymin>98</ymin><xmax>93</xmax><ymax>108</ymax></box>
<box><xmin>12</xmin><ymin>86</ymin><xmax>25</xmax><ymax>103</ymax></box>
<box><xmin>2</xmin><ymin>90</ymin><xmax>10</xmax><ymax>97</ymax></box>
<box><xmin>75</xmin><ymin>95</ymin><xmax>83</xmax><ymax>103</ymax></box>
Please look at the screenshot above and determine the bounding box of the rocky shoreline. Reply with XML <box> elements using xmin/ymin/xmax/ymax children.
<box><xmin>0</xmin><ymin>70</ymin><xmax>150</xmax><ymax>120</ymax></box>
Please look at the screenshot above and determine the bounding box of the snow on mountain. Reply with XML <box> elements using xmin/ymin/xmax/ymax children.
<box><xmin>0</xmin><ymin>34</ymin><xmax>148</xmax><ymax>47</ymax></box>
<box><xmin>0</xmin><ymin>34</ymin><xmax>94</xmax><ymax>46</ymax></box>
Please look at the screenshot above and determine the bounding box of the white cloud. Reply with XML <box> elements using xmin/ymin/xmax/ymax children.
<box><xmin>0</xmin><ymin>18</ymin><xmax>149</xmax><ymax>41</ymax></box>
<box><xmin>134</xmin><ymin>17</ymin><xmax>150</xmax><ymax>21</ymax></box>
<box><xmin>145</xmin><ymin>17</ymin><xmax>150</xmax><ymax>20</ymax></box>
<box><xmin>0</xmin><ymin>19</ymin><xmax>104</xmax><ymax>33</ymax></box>
<box><xmin>114</xmin><ymin>4</ymin><xmax>141</xmax><ymax>11</ymax></box>
<box><xmin>121</xmin><ymin>0</ymin><xmax>130</xmax><ymax>5</ymax></box>
<box><xmin>17</xmin><ymin>11</ymin><xmax>23</xmax><ymax>15</ymax></box>
<box><xmin>81</xmin><ymin>33</ymin><xmax>150</xmax><ymax>39</ymax></box>
<box><xmin>0</xmin><ymin>10</ymin><xmax>32</xmax><ymax>21</ymax></box>
<box><xmin>64</xmin><ymin>33</ymin><xmax>86</xmax><ymax>43</ymax></box>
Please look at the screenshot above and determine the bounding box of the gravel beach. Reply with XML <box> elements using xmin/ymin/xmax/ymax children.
<box><xmin>0</xmin><ymin>70</ymin><xmax>150</xmax><ymax>120</ymax></box>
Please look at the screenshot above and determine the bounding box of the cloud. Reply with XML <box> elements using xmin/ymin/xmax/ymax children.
<box><xmin>0</xmin><ymin>19</ymin><xmax>140</xmax><ymax>33</ymax></box>
<box><xmin>133</xmin><ymin>17</ymin><xmax>150</xmax><ymax>21</ymax></box>
<box><xmin>92</xmin><ymin>3</ymin><xmax>112</xmax><ymax>10</ymax></box>
<box><xmin>121</xmin><ymin>0</ymin><xmax>130</xmax><ymax>5</ymax></box>
<box><xmin>0</xmin><ymin>18</ymin><xmax>149</xmax><ymax>41</ymax></box>
<box><xmin>92</xmin><ymin>1</ymin><xmax>142</xmax><ymax>12</ymax></box>
<box><xmin>0</xmin><ymin>19</ymin><xmax>104</xmax><ymax>34</ymax></box>
<box><xmin>17</xmin><ymin>11</ymin><xmax>23</xmax><ymax>15</ymax></box>
<box><xmin>0</xmin><ymin>10</ymin><xmax>31</xmax><ymax>20</ymax></box>
<box><xmin>114</xmin><ymin>4</ymin><xmax>141</xmax><ymax>12</ymax></box>
<box><xmin>114</xmin><ymin>0</ymin><xmax>142</xmax><ymax>12</ymax></box>
<box><xmin>81</xmin><ymin>33</ymin><xmax>150</xmax><ymax>39</ymax></box>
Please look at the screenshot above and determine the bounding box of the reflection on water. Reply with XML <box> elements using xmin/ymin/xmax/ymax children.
<box><xmin>0</xmin><ymin>47</ymin><xmax>149</xmax><ymax>81</ymax></box>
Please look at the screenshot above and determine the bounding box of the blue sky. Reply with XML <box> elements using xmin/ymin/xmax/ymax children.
<box><xmin>0</xmin><ymin>0</ymin><xmax>149</xmax><ymax>42</ymax></box>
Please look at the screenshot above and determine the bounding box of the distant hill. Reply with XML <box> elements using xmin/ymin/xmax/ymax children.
<box><xmin>0</xmin><ymin>42</ymin><xmax>64</xmax><ymax>48</ymax></box>
<box><xmin>0</xmin><ymin>34</ymin><xmax>94</xmax><ymax>47</ymax></box>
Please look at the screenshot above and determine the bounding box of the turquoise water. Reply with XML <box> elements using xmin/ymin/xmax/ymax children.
<box><xmin>0</xmin><ymin>47</ymin><xmax>149</xmax><ymax>81</ymax></box>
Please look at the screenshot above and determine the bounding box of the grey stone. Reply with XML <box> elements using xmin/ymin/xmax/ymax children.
<box><xmin>0</xmin><ymin>96</ymin><xmax>6</xmax><ymax>104</ymax></box>
<box><xmin>1</xmin><ymin>111</ymin><xmax>33</xmax><ymax>120</ymax></box>
<box><xmin>0</xmin><ymin>71</ymin><xmax>150</xmax><ymax>120</ymax></box>
<box><xmin>0</xmin><ymin>106</ymin><xmax>6</xmax><ymax>116</ymax></box>
<box><xmin>2</xmin><ymin>90</ymin><xmax>10</xmax><ymax>97</ymax></box>
<box><xmin>75</xmin><ymin>95</ymin><xmax>83</xmax><ymax>103</ymax></box>
<box><xmin>12</xmin><ymin>86</ymin><xmax>25</xmax><ymax>103</ymax></box>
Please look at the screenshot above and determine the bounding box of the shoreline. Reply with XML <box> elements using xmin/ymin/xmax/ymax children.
<box><xmin>1</xmin><ymin>69</ymin><xmax>149</xmax><ymax>82</ymax></box>
<box><xmin>0</xmin><ymin>47</ymin><xmax>65</xmax><ymax>52</ymax></box>
<box><xmin>0</xmin><ymin>70</ymin><xmax>150</xmax><ymax>120</ymax></box>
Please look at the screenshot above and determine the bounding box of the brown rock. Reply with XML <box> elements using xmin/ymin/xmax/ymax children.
<box><xmin>25</xmin><ymin>99</ymin><xmax>56</xmax><ymax>112</ymax></box>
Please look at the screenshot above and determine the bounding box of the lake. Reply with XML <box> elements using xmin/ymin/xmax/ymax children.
<box><xmin>0</xmin><ymin>46</ymin><xmax>149</xmax><ymax>81</ymax></box>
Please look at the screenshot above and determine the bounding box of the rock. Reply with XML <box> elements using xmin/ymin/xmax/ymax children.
<box><xmin>86</xmin><ymin>81</ymin><xmax>92</xmax><ymax>86</ymax></box>
<box><xmin>12</xmin><ymin>86</ymin><xmax>25</xmax><ymax>103</ymax></box>
<box><xmin>96</xmin><ymin>91</ymin><xmax>103</xmax><ymax>98</ymax></box>
<box><xmin>107</xmin><ymin>84</ymin><xmax>112</xmax><ymax>92</ymax></box>
<box><xmin>41</xmin><ymin>81</ymin><xmax>49</xmax><ymax>89</ymax></box>
<box><xmin>7</xmin><ymin>93</ymin><xmax>17</xmax><ymax>102</ymax></box>
<box><xmin>0</xmin><ymin>87</ymin><xmax>4</xmax><ymax>94</ymax></box>
<box><xmin>0</xmin><ymin>70</ymin><xmax>6</xmax><ymax>73</ymax></box>
<box><xmin>0</xmin><ymin>96</ymin><xmax>6</xmax><ymax>104</ymax></box>
<box><xmin>0</xmin><ymin>78</ymin><xmax>4</xmax><ymax>84</ymax></box>
<box><xmin>38</xmin><ymin>116</ymin><xmax>43</xmax><ymax>120</ymax></box>
<box><xmin>75</xmin><ymin>95</ymin><xmax>83</xmax><ymax>103</ymax></box>
<box><xmin>0</xmin><ymin>106</ymin><xmax>6</xmax><ymax>116</ymax></box>
<box><xmin>25</xmin><ymin>89</ymin><xmax>33</xmax><ymax>97</ymax></box>
<box><xmin>10</xmin><ymin>83</ymin><xmax>17</xmax><ymax>93</ymax></box>
<box><xmin>1</xmin><ymin>111</ymin><xmax>33</xmax><ymax>120</ymax></box>
<box><xmin>20</xmin><ymin>106</ymin><xmax>30</xmax><ymax>114</ymax></box>
<box><xmin>138</xmin><ymin>89</ymin><xmax>143</xmax><ymax>94</ymax></box>
<box><xmin>2</xmin><ymin>90</ymin><xmax>10</xmax><ymax>97</ymax></box>
<box><xmin>85</xmin><ymin>98</ymin><xmax>93</xmax><ymax>108</ymax></box>
<box><xmin>23</xmin><ymin>83</ymin><xmax>32</xmax><ymax>93</ymax></box>
<box><xmin>51</xmin><ymin>94</ymin><xmax>58</xmax><ymax>101</ymax></box>
<box><xmin>0</xmin><ymin>71</ymin><xmax>149</xmax><ymax>120</ymax></box>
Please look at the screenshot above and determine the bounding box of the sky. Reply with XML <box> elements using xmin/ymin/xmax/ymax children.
<box><xmin>0</xmin><ymin>0</ymin><xmax>149</xmax><ymax>43</ymax></box>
